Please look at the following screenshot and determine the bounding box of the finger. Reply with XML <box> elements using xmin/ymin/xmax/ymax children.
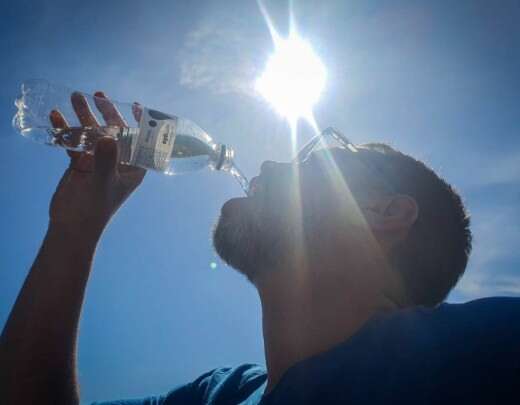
<box><xmin>71</xmin><ymin>91</ymin><xmax>101</xmax><ymax>128</ymax></box>
<box><xmin>94</xmin><ymin>91</ymin><xmax>128</xmax><ymax>127</ymax></box>
<box><xmin>49</xmin><ymin>109</ymin><xmax>69</xmax><ymax>129</ymax></box>
<box><xmin>49</xmin><ymin>110</ymin><xmax>82</xmax><ymax>162</ymax></box>
<box><xmin>94</xmin><ymin>136</ymin><xmax>119</xmax><ymax>182</ymax></box>
<box><xmin>132</xmin><ymin>102</ymin><xmax>143</xmax><ymax>124</ymax></box>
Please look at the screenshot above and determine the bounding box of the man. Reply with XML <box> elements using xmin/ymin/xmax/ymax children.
<box><xmin>1</xmin><ymin>92</ymin><xmax>518</xmax><ymax>405</ymax></box>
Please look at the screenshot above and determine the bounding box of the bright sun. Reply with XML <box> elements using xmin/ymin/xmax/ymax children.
<box><xmin>255</xmin><ymin>32</ymin><xmax>327</xmax><ymax>125</ymax></box>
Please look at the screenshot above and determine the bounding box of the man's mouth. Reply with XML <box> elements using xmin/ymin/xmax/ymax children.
<box><xmin>221</xmin><ymin>174</ymin><xmax>269</xmax><ymax>216</ymax></box>
<box><xmin>248</xmin><ymin>175</ymin><xmax>264</xmax><ymax>198</ymax></box>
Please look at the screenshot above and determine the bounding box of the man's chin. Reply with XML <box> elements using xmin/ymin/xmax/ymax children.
<box><xmin>213</xmin><ymin>196</ymin><xmax>274</xmax><ymax>281</ymax></box>
<box><xmin>220</xmin><ymin>196</ymin><xmax>251</xmax><ymax>217</ymax></box>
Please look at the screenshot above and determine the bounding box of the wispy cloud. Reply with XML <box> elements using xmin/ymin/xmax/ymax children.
<box><xmin>454</xmin><ymin>205</ymin><xmax>520</xmax><ymax>299</ymax></box>
<box><xmin>464</xmin><ymin>150</ymin><xmax>520</xmax><ymax>188</ymax></box>
<box><xmin>456</xmin><ymin>273</ymin><xmax>520</xmax><ymax>299</ymax></box>
<box><xmin>179</xmin><ymin>12</ymin><xmax>265</xmax><ymax>97</ymax></box>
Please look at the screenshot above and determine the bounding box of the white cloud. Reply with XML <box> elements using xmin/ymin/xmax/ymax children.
<box><xmin>178</xmin><ymin>13</ymin><xmax>265</xmax><ymax>97</ymax></box>
<box><xmin>454</xmin><ymin>205</ymin><xmax>520</xmax><ymax>299</ymax></box>
<box><xmin>463</xmin><ymin>150</ymin><xmax>520</xmax><ymax>188</ymax></box>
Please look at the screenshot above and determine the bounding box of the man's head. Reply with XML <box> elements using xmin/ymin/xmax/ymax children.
<box><xmin>213</xmin><ymin>142</ymin><xmax>471</xmax><ymax>308</ymax></box>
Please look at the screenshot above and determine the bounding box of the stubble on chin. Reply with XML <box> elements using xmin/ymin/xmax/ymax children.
<box><xmin>213</xmin><ymin>211</ymin><xmax>257</xmax><ymax>280</ymax></box>
<box><xmin>212</xmin><ymin>209</ymin><xmax>287</xmax><ymax>282</ymax></box>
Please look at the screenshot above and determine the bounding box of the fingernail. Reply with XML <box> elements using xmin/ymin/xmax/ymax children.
<box><xmin>94</xmin><ymin>91</ymin><xmax>106</xmax><ymax>98</ymax></box>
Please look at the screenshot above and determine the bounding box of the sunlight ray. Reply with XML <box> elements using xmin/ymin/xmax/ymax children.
<box><xmin>255</xmin><ymin>2</ymin><xmax>386</xmax><ymax>277</ymax></box>
<box><xmin>257</xmin><ymin>0</ymin><xmax>282</xmax><ymax>46</ymax></box>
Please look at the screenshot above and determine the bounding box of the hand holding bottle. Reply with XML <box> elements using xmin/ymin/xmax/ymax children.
<box><xmin>14</xmin><ymin>79</ymin><xmax>249</xmax><ymax>194</ymax></box>
<box><xmin>48</xmin><ymin>92</ymin><xmax>145</xmax><ymax>234</ymax></box>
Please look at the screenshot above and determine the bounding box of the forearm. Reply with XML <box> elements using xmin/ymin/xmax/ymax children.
<box><xmin>0</xmin><ymin>222</ymin><xmax>103</xmax><ymax>405</ymax></box>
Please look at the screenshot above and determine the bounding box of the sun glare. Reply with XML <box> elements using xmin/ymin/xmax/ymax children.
<box><xmin>255</xmin><ymin>32</ymin><xmax>327</xmax><ymax>126</ymax></box>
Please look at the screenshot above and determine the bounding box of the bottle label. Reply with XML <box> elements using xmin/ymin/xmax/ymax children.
<box><xmin>130</xmin><ymin>108</ymin><xmax>177</xmax><ymax>171</ymax></box>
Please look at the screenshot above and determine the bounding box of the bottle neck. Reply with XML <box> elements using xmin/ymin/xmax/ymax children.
<box><xmin>211</xmin><ymin>143</ymin><xmax>235</xmax><ymax>171</ymax></box>
<box><xmin>211</xmin><ymin>144</ymin><xmax>250</xmax><ymax>195</ymax></box>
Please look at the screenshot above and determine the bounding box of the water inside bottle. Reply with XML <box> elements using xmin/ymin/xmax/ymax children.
<box><xmin>46</xmin><ymin>125</ymin><xmax>250</xmax><ymax>195</ymax></box>
<box><xmin>46</xmin><ymin>126</ymin><xmax>128</xmax><ymax>152</ymax></box>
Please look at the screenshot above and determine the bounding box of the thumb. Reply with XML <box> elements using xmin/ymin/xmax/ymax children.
<box><xmin>94</xmin><ymin>137</ymin><xmax>119</xmax><ymax>183</ymax></box>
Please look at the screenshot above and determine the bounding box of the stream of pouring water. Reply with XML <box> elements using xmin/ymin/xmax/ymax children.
<box><xmin>229</xmin><ymin>163</ymin><xmax>250</xmax><ymax>196</ymax></box>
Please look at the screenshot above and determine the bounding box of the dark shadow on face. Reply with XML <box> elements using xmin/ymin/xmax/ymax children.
<box><xmin>213</xmin><ymin>147</ymin><xmax>378</xmax><ymax>282</ymax></box>
<box><xmin>212</xmin><ymin>177</ymin><xmax>296</xmax><ymax>282</ymax></box>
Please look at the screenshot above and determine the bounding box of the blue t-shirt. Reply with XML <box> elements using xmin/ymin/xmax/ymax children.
<box><xmin>94</xmin><ymin>297</ymin><xmax>520</xmax><ymax>404</ymax></box>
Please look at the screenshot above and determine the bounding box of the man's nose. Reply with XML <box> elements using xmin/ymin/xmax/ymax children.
<box><xmin>260</xmin><ymin>160</ymin><xmax>295</xmax><ymax>176</ymax></box>
<box><xmin>260</xmin><ymin>160</ymin><xmax>279</xmax><ymax>174</ymax></box>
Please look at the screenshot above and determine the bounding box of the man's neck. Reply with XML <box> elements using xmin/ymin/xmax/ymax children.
<box><xmin>255</xmin><ymin>260</ymin><xmax>400</xmax><ymax>394</ymax></box>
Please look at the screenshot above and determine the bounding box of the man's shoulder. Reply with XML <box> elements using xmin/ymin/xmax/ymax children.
<box><xmin>435</xmin><ymin>296</ymin><xmax>520</xmax><ymax>324</ymax></box>
<box><xmin>388</xmin><ymin>296</ymin><xmax>520</xmax><ymax>354</ymax></box>
<box><xmin>192</xmin><ymin>363</ymin><xmax>267</xmax><ymax>387</ymax></box>
<box><xmin>393</xmin><ymin>296</ymin><xmax>520</xmax><ymax>323</ymax></box>
<box><xmin>168</xmin><ymin>364</ymin><xmax>266</xmax><ymax>403</ymax></box>
<box><xmin>294</xmin><ymin>297</ymin><xmax>519</xmax><ymax>403</ymax></box>
<box><xmin>361</xmin><ymin>296</ymin><xmax>520</xmax><ymax>355</ymax></box>
<box><xmin>443</xmin><ymin>296</ymin><xmax>520</xmax><ymax>311</ymax></box>
<box><xmin>92</xmin><ymin>365</ymin><xmax>267</xmax><ymax>405</ymax></box>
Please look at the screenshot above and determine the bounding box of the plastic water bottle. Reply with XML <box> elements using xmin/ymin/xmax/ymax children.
<box><xmin>13</xmin><ymin>79</ymin><xmax>249</xmax><ymax>193</ymax></box>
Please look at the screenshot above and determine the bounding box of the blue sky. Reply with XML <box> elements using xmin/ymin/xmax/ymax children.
<box><xmin>1</xmin><ymin>0</ymin><xmax>519</xmax><ymax>403</ymax></box>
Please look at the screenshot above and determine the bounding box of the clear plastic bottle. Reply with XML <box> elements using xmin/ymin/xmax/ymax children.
<box><xmin>13</xmin><ymin>79</ymin><xmax>249</xmax><ymax>193</ymax></box>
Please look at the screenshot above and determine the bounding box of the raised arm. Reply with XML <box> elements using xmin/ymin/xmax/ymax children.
<box><xmin>0</xmin><ymin>92</ymin><xmax>145</xmax><ymax>405</ymax></box>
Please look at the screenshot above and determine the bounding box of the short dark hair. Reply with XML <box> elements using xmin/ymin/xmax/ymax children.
<box><xmin>359</xmin><ymin>143</ymin><xmax>472</xmax><ymax>307</ymax></box>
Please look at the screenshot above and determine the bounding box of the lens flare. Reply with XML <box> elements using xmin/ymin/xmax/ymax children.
<box><xmin>255</xmin><ymin>34</ymin><xmax>326</xmax><ymax>124</ymax></box>
<box><xmin>255</xmin><ymin>1</ymin><xmax>326</xmax><ymax>130</ymax></box>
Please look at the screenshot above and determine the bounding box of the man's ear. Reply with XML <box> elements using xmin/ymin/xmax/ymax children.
<box><xmin>365</xmin><ymin>194</ymin><xmax>419</xmax><ymax>232</ymax></box>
